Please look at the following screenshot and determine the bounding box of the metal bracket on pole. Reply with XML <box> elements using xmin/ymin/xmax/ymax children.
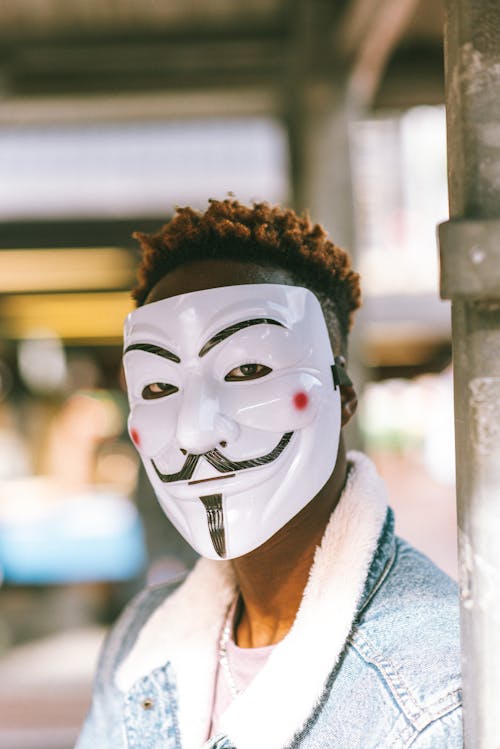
<box><xmin>439</xmin><ymin>219</ymin><xmax>500</xmax><ymax>300</ymax></box>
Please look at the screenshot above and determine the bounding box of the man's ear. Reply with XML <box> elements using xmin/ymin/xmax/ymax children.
<box><xmin>340</xmin><ymin>384</ymin><xmax>358</xmax><ymax>427</ymax></box>
<box><xmin>332</xmin><ymin>356</ymin><xmax>357</xmax><ymax>427</ymax></box>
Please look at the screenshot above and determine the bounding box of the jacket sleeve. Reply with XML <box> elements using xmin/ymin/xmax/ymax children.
<box><xmin>409</xmin><ymin>706</ymin><xmax>463</xmax><ymax>749</ymax></box>
<box><xmin>74</xmin><ymin>582</ymin><xmax>179</xmax><ymax>749</ymax></box>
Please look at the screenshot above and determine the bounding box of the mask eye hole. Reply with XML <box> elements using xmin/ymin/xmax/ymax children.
<box><xmin>224</xmin><ymin>363</ymin><xmax>272</xmax><ymax>382</ymax></box>
<box><xmin>142</xmin><ymin>382</ymin><xmax>179</xmax><ymax>400</ymax></box>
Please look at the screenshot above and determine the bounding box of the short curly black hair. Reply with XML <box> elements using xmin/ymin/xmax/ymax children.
<box><xmin>132</xmin><ymin>199</ymin><xmax>361</xmax><ymax>351</ymax></box>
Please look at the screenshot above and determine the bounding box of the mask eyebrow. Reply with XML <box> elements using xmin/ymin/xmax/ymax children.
<box><xmin>198</xmin><ymin>318</ymin><xmax>286</xmax><ymax>358</ymax></box>
<box><xmin>123</xmin><ymin>342</ymin><xmax>181</xmax><ymax>363</ymax></box>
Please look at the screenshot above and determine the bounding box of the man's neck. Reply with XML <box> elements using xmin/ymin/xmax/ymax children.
<box><xmin>231</xmin><ymin>441</ymin><xmax>348</xmax><ymax>648</ymax></box>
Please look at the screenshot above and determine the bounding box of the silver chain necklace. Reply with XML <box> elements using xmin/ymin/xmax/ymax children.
<box><xmin>219</xmin><ymin>601</ymin><xmax>241</xmax><ymax>699</ymax></box>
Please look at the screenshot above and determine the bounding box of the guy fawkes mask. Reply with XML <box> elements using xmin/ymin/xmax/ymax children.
<box><xmin>123</xmin><ymin>284</ymin><xmax>342</xmax><ymax>560</ymax></box>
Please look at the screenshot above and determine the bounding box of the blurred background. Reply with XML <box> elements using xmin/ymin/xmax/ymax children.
<box><xmin>0</xmin><ymin>1</ymin><xmax>456</xmax><ymax>747</ymax></box>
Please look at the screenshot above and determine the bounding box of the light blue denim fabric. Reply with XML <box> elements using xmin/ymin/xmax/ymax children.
<box><xmin>75</xmin><ymin>510</ymin><xmax>462</xmax><ymax>749</ymax></box>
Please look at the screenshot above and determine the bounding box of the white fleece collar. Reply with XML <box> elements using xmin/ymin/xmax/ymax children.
<box><xmin>116</xmin><ymin>451</ymin><xmax>388</xmax><ymax>749</ymax></box>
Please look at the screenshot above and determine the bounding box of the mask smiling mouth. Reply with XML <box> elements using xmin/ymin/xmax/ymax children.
<box><xmin>151</xmin><ymin>431</ymin><xmax>294</xmax><ymax>484</ymax></box>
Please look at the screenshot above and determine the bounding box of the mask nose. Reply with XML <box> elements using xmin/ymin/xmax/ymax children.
<box><xmin>176</xmin><ymin>372</ymin><xmax>238</xmax><ymax>455</ymax></box>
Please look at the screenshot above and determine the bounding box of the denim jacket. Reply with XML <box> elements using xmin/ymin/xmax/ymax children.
<box><xmin>76</xmin><ymin>452</ymin><xmax>462</xmax><ymax>749</ymax></box>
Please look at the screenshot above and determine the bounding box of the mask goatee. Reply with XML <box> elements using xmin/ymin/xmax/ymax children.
<box><xmin>199</xmin><ymin>493</ymin><xmax>226</xmax><ymax>558</ymax></box>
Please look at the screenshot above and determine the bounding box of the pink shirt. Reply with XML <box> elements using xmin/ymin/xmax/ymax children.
<box><xmin>210</xmin><ymin>635</ymin><xmax>275</xmax><ymax>737</ymax></box>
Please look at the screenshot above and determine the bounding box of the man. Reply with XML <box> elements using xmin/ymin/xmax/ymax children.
<box><xmin>76</xmin><ymin>200</ymin><xmax>462</xmax><ymax>749</ymax></box>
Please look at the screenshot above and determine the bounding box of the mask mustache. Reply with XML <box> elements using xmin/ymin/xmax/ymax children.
<box><xmin>151</xmin><ymin>431</ymin><xmax>294</xmax><ymax>483</ymax></box>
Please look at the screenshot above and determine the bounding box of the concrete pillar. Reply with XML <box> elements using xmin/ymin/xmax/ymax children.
<box><xmin>287</xmin><ymin>80</ymin><xmax>357</xmax><ymax>254</ymax></box>
<box><xmin>283</xmin><ymin>1</ymin><xmax>356</xmax><ymax>250</ymax></box>
<box><xmin>440</xmin><ymin>2</ymin><xmax>500</xmax><ymax>746</ymax></box>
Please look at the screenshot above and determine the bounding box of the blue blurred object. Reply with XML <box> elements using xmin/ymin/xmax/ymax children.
<box><xmin>0</xmin><ymin>492</ymin><xmax>146</xmax><ymax>584</ymax></box>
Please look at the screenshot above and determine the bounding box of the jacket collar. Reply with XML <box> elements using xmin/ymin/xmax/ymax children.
<box><xmin>116</xmin><ymin>451</ymin><xmax>390</xmax><ymax>749</ymax></box>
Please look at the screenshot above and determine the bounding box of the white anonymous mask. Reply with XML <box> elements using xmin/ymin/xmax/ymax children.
<box><xmin>123</xmin><ymin>284</ymin><xmax>344</xmax><ymax>560</ymax></box>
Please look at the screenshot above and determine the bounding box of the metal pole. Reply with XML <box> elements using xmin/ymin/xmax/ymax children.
<box><xmin>440</xmin><ymin>2</ymin><xmax>500</xmax><ymax>746</ymax></box>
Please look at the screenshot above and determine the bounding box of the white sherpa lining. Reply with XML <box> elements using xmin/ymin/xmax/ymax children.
<box><xmin>116</xmin><ymin>451</ymin><xmax>388</xmax><ymax>749</ymax></box>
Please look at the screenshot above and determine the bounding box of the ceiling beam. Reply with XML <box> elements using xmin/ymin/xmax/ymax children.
<box><xmin>0</xmin><ymin>3</ymin><xmax>443</xmax><ymax>114</ymax></box>
<box><xmin>0</xmin><ymin>27</ymin><xmax>287</xmax><ymax>98</ymax></box>
<box><xmin>0</xmin><ymin>217</ymin><xmax>166</xmax><ymax>250</ymax></box>
<box><xmin>0</xmin><ymin>88</ymin><xmax>277</xmax><ymax>126</ymax></box>
<box><xmin>335</xmin><ymin>0</ymin><xmax>422</xmax><ymax>104</ymax></box>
